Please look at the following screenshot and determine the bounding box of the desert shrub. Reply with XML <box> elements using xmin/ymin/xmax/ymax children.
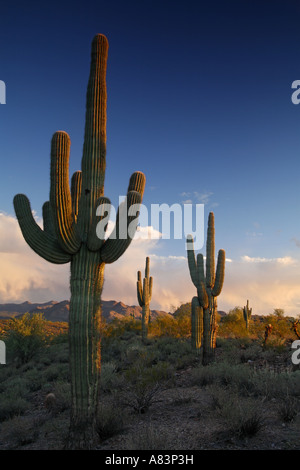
<box><xmin>100</xmin><ymin>361</ymin><xmax>123</xmax><ymax>393</ymax></box>
<box><xmin>0</xmin><ymin>415</ymin><xmax>40</xmax><ymax>447</ymax></box>
<box><xmin>189</xmin><ymin>362</ymin><xmax>252</xmax><ymax>392</ymax></box>
<box><xmin>45</xmin><ymin>381</ymin><xmax>71</xmax><ymax>415</ymax></box>
<box><xmin>0</xmin><ymin>392</ymin><xmax>30</xmax><ymax>422</ymax></box>
<box><xmin>5</xmin><ymin>313</ymin><xmax>48</xmax><ymax>364</ymax></box>
<box><xmin>42</xmin><ymin>363</ymin><xmax>69</xmax><ymax>383</ymax></box>
<box><xmin>248</xmin><ymin>369</ymin><xmax>300</xmax><ymax>400</ymax></box>
<box><xmin>189</xmin><ymin>364</ymin><xmax>217</xmax><ymax>387</ymax></box>
<box><xmin>276</xmin><ymin>391</ymin><xmax>299</xmax><ymax>423</ymax></box>
<box><xmin>103</xmin><ymin>317</ymin><xmax>141</xmax><ymax>339</ymax></box>
<box><xmin>151</xmin><ymin>337</ymin><xmax>193</xmax><ymax>364</ymax></box>
<box><xmin>124</xmin><ymin>423</ymin><xmax>172</xmax><ymax>450</ymax></box>
<box><xmin>96</xmin><ymin>402</ymin><xmax>127</xmax><ymax>441</ymax></box>
<box><xmin>214</xmin><ymin>390</ymin><xmax>265</xmax><ymax>438</ymax></box>
<box><xmin>119</xmin><ymin>358</ymin><xmax>171</xmax><ymax>414</ymax></box>
<box><xmin>238</xmin><ymin>342</ymin><xmax>263</xmax><ymax>363</ymax></box>
<box><xmin>23</xmin><ymin>367</ymin><xmax>45</xmax><ymax>392</ymax></box>
<box><xmin>218</xmin><ymin>307</ymin><xmax>248</xmax><ymax>338</ymax></box>
<box><xmin>149</xmin><ymin>316</ymin><xmax>179</xmax><ymax>337</ymax></box>
<box><xmin>3</xmin><ymin>375</ymin><xmax>31</xmax><ymax>398</ymax></box>
<box><xmin>46</xmin><ymin>342</ymin><xmax>69</xmax><ymax>364</ymax></box>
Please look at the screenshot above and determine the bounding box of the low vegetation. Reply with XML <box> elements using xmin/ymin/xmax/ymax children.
<box><xmin>0</xmin><ymin>306</ymin><xmax>299</xmax><ymax>450</ymax></box>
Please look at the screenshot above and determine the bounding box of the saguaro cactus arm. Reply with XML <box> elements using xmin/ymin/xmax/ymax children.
<box><xmin>137</xmin><ymin>271</ymin><xmax>144</xmax><ymax>306</ymax></box>
<box><xmin>13</xmin><ymin>194</ymin><xmax>71</xmax><ymax>264</ymax></box>
<box><xmin>100</xmin><ymin>188</ymin><xmax>144</xmax><ymax>264</ymax></box>
<box><xmin>50</xmin><ymin>131</ymin><xmax>81</xmax><ymax>254</ymax></box>
<box><xmin>71</xmin><ymin>171</ymin><xmax>82</xmax><ymax>220</ymax></box>
<box><xmin>212</xmin><ymin>249</ymin><xmax>225</xmax><ymax>297</ymax></box>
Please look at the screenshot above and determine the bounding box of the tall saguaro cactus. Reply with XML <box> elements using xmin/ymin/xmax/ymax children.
<box><xmin>187</xmin><ymin>212</ymin><xmax>225</xmax><ymax>365</ymax></box>
<box><xmin>13</xmin><ymin>34</ymin><xmax>146</xmax><ymax>449</ymax></box>
<box><xmin>137</xmin><ymin>257</ymin><xmax>153</xmax><ymax>341</ymax></box>
<box><xmin>243</xmin><ymin>300</ymin><xmax>252</xmax><ymax>331</ymax></box>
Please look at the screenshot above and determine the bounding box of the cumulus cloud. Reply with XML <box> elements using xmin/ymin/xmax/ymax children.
<box><xmin>241</xmin><ymin>255</ymin><xmax>296</xmax><ymax>265</ymax></box>
<box><xmin>0</xmin><ymin>212</ymin><xmax>70</xmax><ymax>303</ymax></box>
<box><xmin>221</xmin><ymin>255</ymin><xmax>300</xmax><ymax>316</ymax></box>
<box><xmin>1</xmin><ymin>212</ymin><xmax>300</xmax><ymax>317</ymax></box>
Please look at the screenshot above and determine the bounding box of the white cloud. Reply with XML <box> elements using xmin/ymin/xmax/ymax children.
<box><xmin>1</xmin><ymin>212</ymin><xmax>300</xmax><ymax>317</ymax></box>
<box><xmin>241</xmin><ymin>255</ymin><xmax>296</xmax><ymax>265</ymax></box>
<box><xmin>221</xmin><ymin>255</ymin><xmax>300</xmax><ymax>316</ymax></box>
<box><xmin>0</xmin><ymin>212</ymin><xmax>70</xmax><ymax>303</ymax></box>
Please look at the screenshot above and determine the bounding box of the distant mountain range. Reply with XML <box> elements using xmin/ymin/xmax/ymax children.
<box><xmin>0</xmin><ymin>300</ymin><xmax>173</xmax><ymax>323</ymax></box>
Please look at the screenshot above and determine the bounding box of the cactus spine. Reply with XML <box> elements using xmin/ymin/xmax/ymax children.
<box><xmin>13</xmin><ymin>35</ymin><xmax>146</xmax><ymax>449</ymax></box>
<box><xmin>187</xmin><ymin>212</ymin><xmax>225</xmax><ymax>365</ymax></box>
<box><xmin>137</xmin><ymin>257</ymin><xmax>153</xmax><ymax>341</ymax></box>
<box><xmin>243</xmin><ymin>300</ymin><xmax>252</xmax><ymax>330</ymax></box>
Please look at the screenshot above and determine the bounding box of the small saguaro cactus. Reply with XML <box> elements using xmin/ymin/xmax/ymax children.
<box><xmin>13</xmin><ymin>34</ymin><xmax>146</xmax><ymax>449</ymax></box>
<box><xmin>243</xmin><ymin>300</ymin><xmax>252</xmax><ymax>331</ymax></box>
<box><xmin>187</xmin><ymin>212</ymin><xmax>225</xmax><ymax>365</ymax></box>
<box><xmin>137</xmin><ymin>257</ymin><xmax>153</xmax><ymax>341</ymax></box>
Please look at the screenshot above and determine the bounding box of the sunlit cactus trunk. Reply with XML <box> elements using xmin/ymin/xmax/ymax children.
<box><xmin>191</xmin><ymin>296</ymin><xmax>203</xmax><ymax>355</ymax></box>
<box><xmin>243</xmin><ymin>299</ymin><xmax>252</xmax><ymax>331</ymax></box>
<box><xmin>137</xmin><ymin>257</ymin><xmax>153</xmax><ymax>342</ymax></box>
<box><xmin>187</xmin><ymin>212</ymin><xmax>225</xmax><ymax>365</ymax></box>
<box><xmin>13</xmin><ymin>34</ymin><xmax>146</xmax><ymax>449</ymax></box>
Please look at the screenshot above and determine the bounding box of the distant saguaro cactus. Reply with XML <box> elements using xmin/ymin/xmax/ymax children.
<box><xmin>137</xmin><ymin>257</ymin><xmax>153</xmax><ymax>341</ymax></box>
<box><xmin>187</xmin><ymin>212</ymin><xmax>225</xmax><ymax>365</ymax></box>
<box><xmin>13</xmin><ymin>34</ymin><xmax>146</xmax><ymax>449</ymax></box>
<box><xmin>263</xmin><ymin>323</ymin><xmax>273</xmax><ymax>348</ymax></box>
<box><xmin>243</xmin><ymin>300</ymin><xmax>252</xmax><ymax>331</ymax></box>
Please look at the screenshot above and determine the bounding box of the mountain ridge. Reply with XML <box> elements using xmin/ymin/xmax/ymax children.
<box><xmin>0</xmin><ymin>300</ymin><xmax>173</xmax><ymax>323</ymax></box>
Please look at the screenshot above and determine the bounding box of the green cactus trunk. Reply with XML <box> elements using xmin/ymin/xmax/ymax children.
<box><xmin>243</xmin><ymin>300</ymin><xmax>252</xmax><ymax>331</ymax></box>
<box><xmin>68</xmin><ymin>248</ymin><xmax>104</xmax><ymax>446</ymax></box>
<box><xmin>142</xmin><ymin>304</ymin><xmax>150</xmax><ymax>340</ymax></box>
<box><xmin>13</xmin><ymin>35</ymin><xmax>146</xmax><ymax>449</ymax></box>
<box><xmin>202</xmin><ymin>298</ymin><xmax>217</xmax><ymax>365</ymax></box>
<box><xmin>191</xmin><ymin>296</ymin><xmax>203</xmax><ymax>355</ymax></box>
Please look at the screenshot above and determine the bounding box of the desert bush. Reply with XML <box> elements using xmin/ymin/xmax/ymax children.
<box><xmin>276</xmin><ymin>391</ymin><xmax>299</xmax><ymax>423</ymax></box>
<box><xmin>46</xmin><ymin>342</ymin><xmax>69</xmax><ymax>364</ymax></box>
<box><xmin>45</xmin><ymin>381</ymin><xmax>71</xmax><ymax>415</ymax></box>
<box><xmin>103</xmin><ymin>317</ymin><xmax>141</xmax><ymax>339</ymax></box>
<box><xmin>124</xmin><ymin>423</ymin><xmax>172</xmax><ymax>450</ymax></box>
<box><xmin>0</xmin><ymin>392</ymin><xmax>30</xmax><ymax>422</ymax></box>
<box><xmin>218</xmin><ymin>307</ymin><xmax>248</xmax><ymax>338</ymax></box>
<box><xmin>5</xmin><ymin>313</ymin><xmax>48</xmax><ymax>364</ymax></box>
<box><xmin>189</xmin><ymin>365</ymin><xmax>217</xmax><ymax>387</ymax></box>
<box><xmin>189</xmin><ymin>362</ymin><xmax>252</xmax><ymax>392</ymax></box>
<box><xmin>215</xmin><ymin>391</ymin><xmax>265</xmax><ymax>438</ymax></box>
<box><xmin>3</xmin><ymin>375</ymin><xmax>31</xmax><ymax>398</ymax></box>
<box><xmin>0</xmin><ymin>415</ymin><xmax>40</xmax><ymax>447</ymax></box>
<box><xmin>119</xmin><ymin>358</ymin><xmax>171</xmax><ymax>414</ymax></box>
<box><xmin>96</xmin><ymin>402</ymin><xmax>127</xmax><ymax>441</ymax></box>
<box><xmin>42</xmin><ymin>363</ymin><xmax>69</xmax><ymax>383</ymax></box>
<box><xmin>248</xmin><ymin>369</ymin><xmax>300</xmax><ymax>400</ymax></box>
<box><xmin>100</xmin><ymin>361</ymin><xmax>123</xmax><ymax>393</ymax></box>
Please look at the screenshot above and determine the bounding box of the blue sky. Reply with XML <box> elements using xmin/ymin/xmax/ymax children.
<box><xmin>1</xmin><ymin>0</ymin><xmax>300</xmax><ymax>315</ymax></box>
